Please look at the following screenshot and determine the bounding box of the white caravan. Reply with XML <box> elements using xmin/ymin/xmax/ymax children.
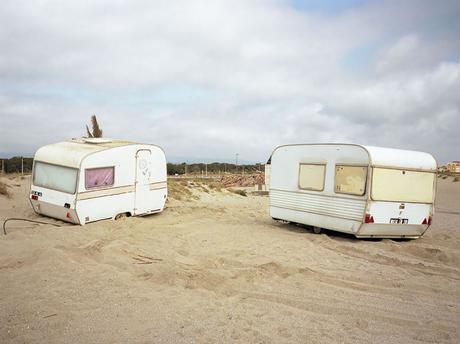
<box><xmin>269</xmin><ymin>144</ymin><xmax>437</xmax><ymax>239</ymax></box>
<box><xmin>30</xmin><ymin>138</ymin><xmax>167</xmax><ymax>225</ymax></box>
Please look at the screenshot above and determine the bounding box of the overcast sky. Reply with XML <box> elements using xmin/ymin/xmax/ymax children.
<box><xmin>1</xmin><ymin>0</ymin><xmax>459</xmax><ymax>163</ymax></box>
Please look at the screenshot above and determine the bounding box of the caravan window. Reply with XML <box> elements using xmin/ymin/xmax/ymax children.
<box><xmin>335</xmin><ymin>165</ymin><xmax>367</xmax><ymax>196</ymax></box>
<box><xmin>298</xmin><ymin>164</ymin><xmax>325</xmax><ymax>191</ymax></box>
<box><xmin>85</xmin><ymin>167</ymin><xmax>115</xmax><ymax>189</ymax></box>
<box><xmin>33</xmin><ymin>161</ymin><xmax>78</xmax><ymax>194</ymax></box>
<box><xmin>371</xmin><ymin>168</ymin><xmax>435</xmax><ymax>203</ymax></box>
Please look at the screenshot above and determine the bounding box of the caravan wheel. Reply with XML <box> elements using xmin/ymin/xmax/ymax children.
<box><xmin>115</xmin><ymin>213</ymin><xmax>130</xmax><ymax>220</ymax></box>
<box><xmin>312</xmin><ymin>226</ymin><xmax>322</xmax><ymax>234</ymax></box>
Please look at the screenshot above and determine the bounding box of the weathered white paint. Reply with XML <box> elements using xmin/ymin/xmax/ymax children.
<box><xmin>134</xmin><ymin>149</ymin><xmax>154</xmax><ymax>215</ymax></box>
<box><xmin>269</xmin><ymin>144</ymin><xmax>436</xmax><ymax>239</ymax></box>
<box><xmin>264</xmin><ymin>164</ymin><xmax>271</xmax><ymax>190</ymax></box>
<box><xmin>365</xmin><ymin>146</ymin><xmax>437</xmax><ymax>171</ymax></box>
<box><xmin>30</xmin><ymin>139</ymin><xmax>167</xmax><ymax>225</ymax></box>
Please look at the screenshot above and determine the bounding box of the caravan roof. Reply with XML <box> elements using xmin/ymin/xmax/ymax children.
<box><xmin>362</xmin><ymin>145</ymin><xmax>436</xmax><ymax>171</ymax></box>
<box><xmin>34</xmin><ymin>139</ymin><xmax>136</xmax><ymax>168</ymax></box>
<box><xmin>272</xmin><ymin>144</ymin><xmax>437</xmax><ymax>172</ymax></box>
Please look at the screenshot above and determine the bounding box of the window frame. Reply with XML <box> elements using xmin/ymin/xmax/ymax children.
<box><xmin>84</xmin><ymin>166</ymin><xmax>115</xmax><ymax>190</ymax></box>
<box><xmin>298</xmin><ymin>163</ymin><xmax>326</xmax><ymax>192</ymax></box>
<box><xmin>333</xmin><ymin>164</ymin><xmax>368</xmax><ymax>197</ymax></box>
<box><xmin>32</xmin><ymin>161</ymin><xmax>79</xmax><ymax>195</ymax></box>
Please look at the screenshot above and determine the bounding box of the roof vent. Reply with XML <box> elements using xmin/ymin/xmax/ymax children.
<box><xmin>82</xmin><ymin>138</ymin><xmax>112</xmax><ymax>144</ymax></box>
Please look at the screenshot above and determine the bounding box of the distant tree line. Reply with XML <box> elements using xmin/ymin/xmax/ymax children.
<box><xmin>0</xmin><ymin>157</ymin><xmax>33</xmax><ymax>173</ymax></box>
<box><xmin>0</xmin><ymin>157</ymin><xmax>263</xmax><ymax>175</ymax></box>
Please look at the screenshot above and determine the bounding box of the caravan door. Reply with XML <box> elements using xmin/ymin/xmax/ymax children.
<box><xmin>134</xmin><ymin>149</ymin><xmax>152</xmax><ymax>215</ymax></box>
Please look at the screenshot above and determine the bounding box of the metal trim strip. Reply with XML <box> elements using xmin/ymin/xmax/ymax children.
<box><xmin>149</xmin><ymin>181</ymin><xmax>167</xmax><ymax>190</ymax></box>
<box><xmin>77</xmin><ymin>185</ymin><xmax>135</xmax><ymax>200</ymax></box>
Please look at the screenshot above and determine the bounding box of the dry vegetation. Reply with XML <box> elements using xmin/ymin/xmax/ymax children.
<box><xmin>167</xmin><ymin>178</ymin><xmax>196</xmax><ymax>201</ymax></box>
<box><xmin>85</xmin><ymin>114</ymin><xmax>103</xmax><ymax>138</ymax></box>
<box><xmin>167</xmin><ymin>178</ymin><xmax>224</xmax><ymax>201</ymax></box>
<box><xmin>167</xmin><ymin>177</ymin><xmax>251</xmax><ymax>201</ymax></box>
<box><xmin>0</xmin><ymin>181</ymin><xmax>10</xmax><ymax>197</ymax></box>
<box><xmin>230</xmin><ymin>189</ymin><xmax>248</xmax><ymax>197</ymax></box>
<box><xmin>218</xmin><ymin>173</ymin><xmax>264</xmax><ymax>187</ymax></box>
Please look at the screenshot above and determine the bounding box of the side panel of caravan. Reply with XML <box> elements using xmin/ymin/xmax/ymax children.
<box><xmin>75</xmin><ymin>145</ymin><xmax>167</xmax><ymax>224</ymax></box>
<box><xmin>269</xmin><ymin>145</ymin><xmax>369</xmax><ymax>235</ymax></box>
<box><xmin>75</xmin><ymin>146</ymin><xmax>137</xmax><ymax>224</ymax></box>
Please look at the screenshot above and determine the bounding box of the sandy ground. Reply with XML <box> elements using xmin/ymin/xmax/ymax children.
<box><xmin>0</xmin><ymin>176</ymin><xmax>459</xmax><ymax>344</ymax></box>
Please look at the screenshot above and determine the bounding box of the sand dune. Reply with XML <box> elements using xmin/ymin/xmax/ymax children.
<box><xmin>0</xmin><ymin>176</ymin><xmax>459</xmax><ymax>343</ymax></box>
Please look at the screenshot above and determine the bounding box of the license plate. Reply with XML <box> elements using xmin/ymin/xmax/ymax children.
<box><xmin>390</xmin><ymin>218</ymin><xmax>408</xmax><ymax>224</ymax></box>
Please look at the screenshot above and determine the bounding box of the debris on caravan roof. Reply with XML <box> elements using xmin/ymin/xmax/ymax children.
<box><xmin>81</xmin><ymin>138</ymin><xmax>113</xmax><ymax>144</ymax></box>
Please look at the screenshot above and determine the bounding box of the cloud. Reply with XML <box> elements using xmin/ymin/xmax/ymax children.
<box><xmin>376</xmin><ymin>34</ymin><xmax>420</xmax><ymax>74</ymax></box>
<box><xmin>0</xmin><ymin>0</ymin><xmax>459</xmax><ymax>163</ymax></box>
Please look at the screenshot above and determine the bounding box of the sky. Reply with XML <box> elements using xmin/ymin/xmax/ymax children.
<box><xmin>0</xmin><ymin>0</ymin><xmax>459</xmax><ymax>164</ymax></box>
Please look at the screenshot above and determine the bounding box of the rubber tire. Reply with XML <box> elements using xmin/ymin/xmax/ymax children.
<box><xmin>313</xmin><ymin>226</ymin><xmax>322</xmax><ymax>234</ymax></box>
<box><xmin>115</xmin><ymin>213</ymin><xmax>128</xmax><ymax>220</ymax></box>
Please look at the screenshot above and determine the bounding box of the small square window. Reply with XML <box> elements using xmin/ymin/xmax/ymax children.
<box><xmin>85</xmin><ymin>167</ymin><xmax>114</xmax><ymax>189</ymax></box>
<box><xmin>298</xmin><ymin>164</ymin><xmax>326</xmax><ymax>191</ymax></box>
<box><xmin>335</xmin><ymin>165</ymin><xmax>367</xmax><ymax>196</ymax></box>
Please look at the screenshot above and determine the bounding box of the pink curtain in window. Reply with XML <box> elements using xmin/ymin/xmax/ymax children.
<box><xmin>85</xmin><ymin>167</ymin><xmax>114</xmax><ymax>189</ymax></box>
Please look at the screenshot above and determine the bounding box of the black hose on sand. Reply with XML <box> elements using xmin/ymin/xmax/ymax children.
<box><xmin>3</xmin><ymin>218</ymin><xmax>61</xmax><ymax>235</ymax></box>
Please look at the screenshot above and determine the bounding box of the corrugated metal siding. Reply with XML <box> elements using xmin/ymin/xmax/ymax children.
<box><xmin>270</xmin><ymin>189</ymin><xmax>366</xmax><ymax>221</ymax></box>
